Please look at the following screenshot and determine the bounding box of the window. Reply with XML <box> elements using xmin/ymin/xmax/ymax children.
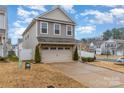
<box><xmin>27</xmin><ymin>35</ymin><xmax>29</xmax><ymax>39</ymax></box>
<box><xmin>66</xmin><ymin>25</ymin><xmax>73</xmax><ymax>36</ymax></box>
<box><xmin>0</xmin><ymin>14</ymin><xmax>4</xmax><ymax>29</ymax></box>
<box><xmin>50</xmin><ymin>47</ymin><xmax>56</xmax><ymax>50</ymax></box>
<box><xmin>65</xmin><ymin>48</ymin><xmax>70</xmax><ymax>50</ymax></box>
<box><xmin>41</xmin><ymin>22</ymin><xmax>48</xmax><ymax>34</ymax></box>
<box><xmin>58</xmin><ymin>47</ymin><xmax>63</xmax><ymax>50</ymax></box>
<box><xmin>54</xmin><ymin>24</ymin><xmax>61</xmax><ymax>35</ymax></box>
<box><xmin>43</xmin><ymin>47</ymin><xmax>49</xmax><ymax>50</ymax></box>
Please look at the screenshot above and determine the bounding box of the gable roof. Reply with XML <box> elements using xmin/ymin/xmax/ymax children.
<box><xmin>22</xmin><ymin>6</ymin><xmax>76</xmax><ymax>36</ymax></box>
<box><xmin>114</xmin><ymin>39</ymin><xmax>124</xmax><ymax>44</ymax></box>
<box><xmin>36</xmin><ymin>6</ymin><xmax>75</xmax><ymax>24</ymax></box>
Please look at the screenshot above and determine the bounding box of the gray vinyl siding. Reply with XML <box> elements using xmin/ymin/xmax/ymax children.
<box><xmin>0</xmin><ymin>14</ymin><xmax>5</xmax><ymax>29</ymax></box>
<box><xmin>37</xmin><ymin>20</ymin><xmax>75</xmax><ymax>39</ymax></box>
<box><xmin>22</xmin><ymin>22</ymin><xmax>38</xmax><ymax>59</ymax></box>
<box><xmin>0</xmin><ymin>6</ymin><xmax>8</xmax><ymax>57</ymax></box>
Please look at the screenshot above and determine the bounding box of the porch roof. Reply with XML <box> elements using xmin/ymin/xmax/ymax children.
<box><xmin>37</xmin><ymin>37</ymin><xmax>76</xmax><ymax>45</ymax></box>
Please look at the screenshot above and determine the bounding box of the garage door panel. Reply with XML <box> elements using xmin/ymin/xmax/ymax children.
<box><xmin>41</xmin><ymin>48</ymin><xmax>72</xmax><ymax>63</ymax></box>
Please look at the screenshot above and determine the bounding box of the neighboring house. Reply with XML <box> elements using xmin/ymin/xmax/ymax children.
<box><xmin>0</xmin><ymin>6</ymin><xmax>8</xmax><ymax>57</ymax></box>
<box><xmin>12</xmin><ymin>39</ymin><xmax>23</xmax><ymax>57</ymax></box>
<box><xmin>22</xmin><ymin>7</ymin><xmax>76</xmax><ymax>63</ymax></box>
<box><xmin>90</xmin><ymin>40</ymin><xmax>104</xmax><ymax>54</ymax></box>
<box><xmin>102</xmin><ymin>39</ymin><xmax>124</xmax><ymax>56</ymax></box>
<box><xmin>77</xmin><ymin>41</ymin><xmax>90</xmax><ymax>51</ymax></box>
<box><xmin>12</xmin><ymin>44</ymin><xmax>18</xmax><ymax>56</ymax></box>
<box><xmin>100</xmin><ymin>39</ymin><xmax>117</xmax><ymax>55</ymax></box>
<box><xmin>7</xmin><ymin>38</ymin><xmax>13</xmax><ymax>55</ymax></box>
<box><xmin>89</xmin><ymin>42</ymin><xmax>96</xmax><ymax>53</ymax></box>
<box><xmin>17</xmin><ymin>39</ymin><xmax>23</xmax><ymax>57</ymax></box>
<box><xmin>95</xmin><ymin>38</ymin><xmax>124</xmax><ymax>56</ymax></box>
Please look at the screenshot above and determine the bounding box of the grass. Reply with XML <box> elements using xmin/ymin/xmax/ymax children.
<box><xmin>0</xmin><ymin>62</ymin><xmax>85</xmax><ymax>88</ymax></box>
<box><xmin>96</xmin><ymin>54</ymin><xmax>123</xmax><ymax>60</ymax></box>
<box><xmin>87</xmin><ymin>61</ymin><xmax>124</xmax><ymax>73</ymax></box>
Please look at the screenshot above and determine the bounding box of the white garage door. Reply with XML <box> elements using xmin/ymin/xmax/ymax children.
<box><xmin>41</xmin><ymin>47</ymin><xmax>72</xmax><ymax>63</ymax></box>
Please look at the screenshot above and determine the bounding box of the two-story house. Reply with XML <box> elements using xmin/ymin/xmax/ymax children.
<box><xmin>0</xmin><ymin>6</ymin><xmax>8</xmax><ymax>57</ymax></box>
<box><xmin>93</xmin><ymin>38</ymin><xmax>124</xmax><ymax>56</ymax></box>
<box><xmin>22</xmin><ymin>7</ymin><xmax>76</xmax><ymax>63</ymax></box>
<box><xmin>102</xmin><ymin>39</ymin><xmax>124</xmax><ymax>56</ymax></box>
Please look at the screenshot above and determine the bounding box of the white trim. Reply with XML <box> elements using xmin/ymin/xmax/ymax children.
<box><xmin>36</xmin><ymin>20</ymin><xmax>38</xmax><ymax>37</ymax></box>
<box><xmin>40</xmin><ymin>22</ymin><xmax>48</xmax><ymax>34</ymax></box>
<box><xmin>66</xmin><ymin>25</ymin><xmax>73</xmax><ymax>36</ymax></box>
<box><xmin>54</xmin><ymin>23</ymin><xmax>61</xmax><ymax>35</ymax></box>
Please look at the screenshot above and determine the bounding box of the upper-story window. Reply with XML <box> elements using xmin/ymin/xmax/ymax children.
<box><xmin>54</xmin><ymin>23</ymin><xmax>61</xmax><ymax>35</ymax></box>
<box><xmin>40</xmin><ymin>22</ymin><xmax>48</xmax><ymax>34</ymax></box>
<box><xmin>66</xmin><ymin>25</ymin><xmax>73</xmax><ymax>36</ymax></box>
<box><xmin>0</xmin><ymin>14</ymin><xmax>5</xmax><ymax>29</ymax></box>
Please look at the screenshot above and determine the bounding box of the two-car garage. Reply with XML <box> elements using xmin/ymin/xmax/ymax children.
<box><xmin>41</xmin><ymin>45</ymin><xmax>73</xmax><ymax>63</ymax></box>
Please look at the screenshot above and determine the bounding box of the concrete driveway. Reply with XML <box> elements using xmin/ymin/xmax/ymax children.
<box><xmin>50</xmin><ymin>62</ymin><xmax>124</xmax><ymax>88</ymax></box>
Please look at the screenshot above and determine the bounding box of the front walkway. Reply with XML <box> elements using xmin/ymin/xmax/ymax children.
<box><xmin>50</xmin><ymin>62</ymin><xmax>124</xmax><ymax>88</ymax></box>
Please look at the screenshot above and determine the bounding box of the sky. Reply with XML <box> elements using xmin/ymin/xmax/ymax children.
<box><xmin>7</xmin><ymin>5</ymin><xmax>124</xmax><ymax>44</ymax></box>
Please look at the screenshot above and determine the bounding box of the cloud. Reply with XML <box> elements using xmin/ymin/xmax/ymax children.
<box><xmin>75</xmin><ymin>14</ymin><xmax>80</xmax><ymax>19</ymax></box>
<box><xmin>17</xmin><ymin>6</ymin><xmax>39</xmax><ymax>22</ymax></box>
<box><xmin>9</xmin><ymin>27</ymin><xmax>26</xmax><ymax>39</ymax></box>
<box><xmin>117</xmin><ymin>20</ymin><xmax>124</xmax><ymax>26</ymax></box>
<box><xmin>110</xmin><ymin>8</ymin><xmax>124</xmax><ymax>18</ymax></box>
<box><xmin>80</xmin><ymin>7</ymin><xmax>124</xmax><ymax>25</ymax></box>
<box><xmin>15</xmin><ymin>6</ymin><xmax>40</xmax><ymax>35</ymax></box>
<box><xmin>61</xmin><ymin>5</ymin><xmax>76</xmax><ymax>14</ymax></box>
<box><xmin>25</xmin><ymin>5</ymin><xmax>47</xmax><ymax>12</ymax></box>
<box><xmin>14</xmin><ymin>27</ymin><xmax>26</xmax><ymax>35</ymax></box>
<box><xmin>10</xmin><ymin>6</ymin><xmax>43</xmax><ymax>44</ymax></box>
<box><xmin>102</xmin><ymin>5</ymin><xmax>119</xmax><ymax>8</ymax></box>
<box><xmin>81</xmin><ymin>10</ymin><xmax>113</xmax><ymax>24</ymax></box>
<box><xmin>76</xmin><ymin>25</ymin><xmax>96</xmax><ymax>34</ymax></box>
<box><xmin>13</xmin><ymin>21</ymin><xmax>22</xmax><ymax>27</ymax></box>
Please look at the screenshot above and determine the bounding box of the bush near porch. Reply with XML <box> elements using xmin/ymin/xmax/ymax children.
<box><xmin>34</xmin><ymin>45</ymin><xmax>41</xmax><ymax>63</ymax></box>
<box><xmin>0</xmin><ymin>56</ymin><xmax>7</xmax><ymax>62</ymax></box>
<box><xmin>81</xmin><ymin>57</ymin><xmax>95</xmax><ymax>62</ymax></box>
<box><xmin>7</xmin><ymin>55</ymin><xmax>19</xmax><ymax>62</ymax></box>
<box><xmin>73</xmin><ymin>47</ymin><xmax>79</xmax><ymax>61</ymax></box>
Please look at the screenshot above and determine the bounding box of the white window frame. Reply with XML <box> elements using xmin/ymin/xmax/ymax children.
<box><xmin>40</xmin><ymin>22</ymin><xmax>48</xmax><ymax>34</ymax></box>
<box><xmin>54</xmin><ymin>23</ymin><xmax>61</xmax><ymax>35</ymax></box>
<box><xmin>66</xmin><ymin>25</ymin><xmax>73</xmax><ymax>36</ymax></box>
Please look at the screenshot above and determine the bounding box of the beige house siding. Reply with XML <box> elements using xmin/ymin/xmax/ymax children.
<box><xmin>23</xmin><ymin>21</ymin><xmax>38</xmax><ymax>59</ymax></box>
<box><xmin>41</xmin><ymin>8</ymin><xmax>73</xmax><ymax>22</ymax></box>
<box><xmin>37</xmin><ymin>20</ymin><xmax>75</xmax><ymax>39</ymax></box>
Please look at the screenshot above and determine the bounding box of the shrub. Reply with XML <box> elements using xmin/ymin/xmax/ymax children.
<box><xmin>34</xmin><ymin>45</ymin><xmax>41</xmax><ymax>63</ymax></box>
<box><xmin>0</xmin><ymin>56</ymin><xmax>7</xmax><ymax>61</ymax></box>
<box><xmin>26</xmin><ymin>61</ymin><xmax>30</xmax><ymax>64</ymax></box>
<box><xmin>73</xmin><ymin>46</ymin><xmax>79</xmax><ymax>61</ymax></box>
<box><xmin>81</xmin><ymin>57</ymin><xmax>95</xmax><ymax>62</ymax></box>
<box><xmin>8</xmin><ymin>55</ymin><xmax>19</xmax><ymax>62</ymax></box>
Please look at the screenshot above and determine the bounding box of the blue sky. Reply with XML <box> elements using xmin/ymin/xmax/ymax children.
<box><xmin>7</xmin><ymin>5</ymin><xmax>124</xmax><ymax>44</ymax></box>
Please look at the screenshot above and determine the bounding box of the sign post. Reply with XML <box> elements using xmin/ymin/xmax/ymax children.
<box><xmin>18</xmin><ymin>49</ymin><xmax>22</xmax><ymax>69</ymax></box>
